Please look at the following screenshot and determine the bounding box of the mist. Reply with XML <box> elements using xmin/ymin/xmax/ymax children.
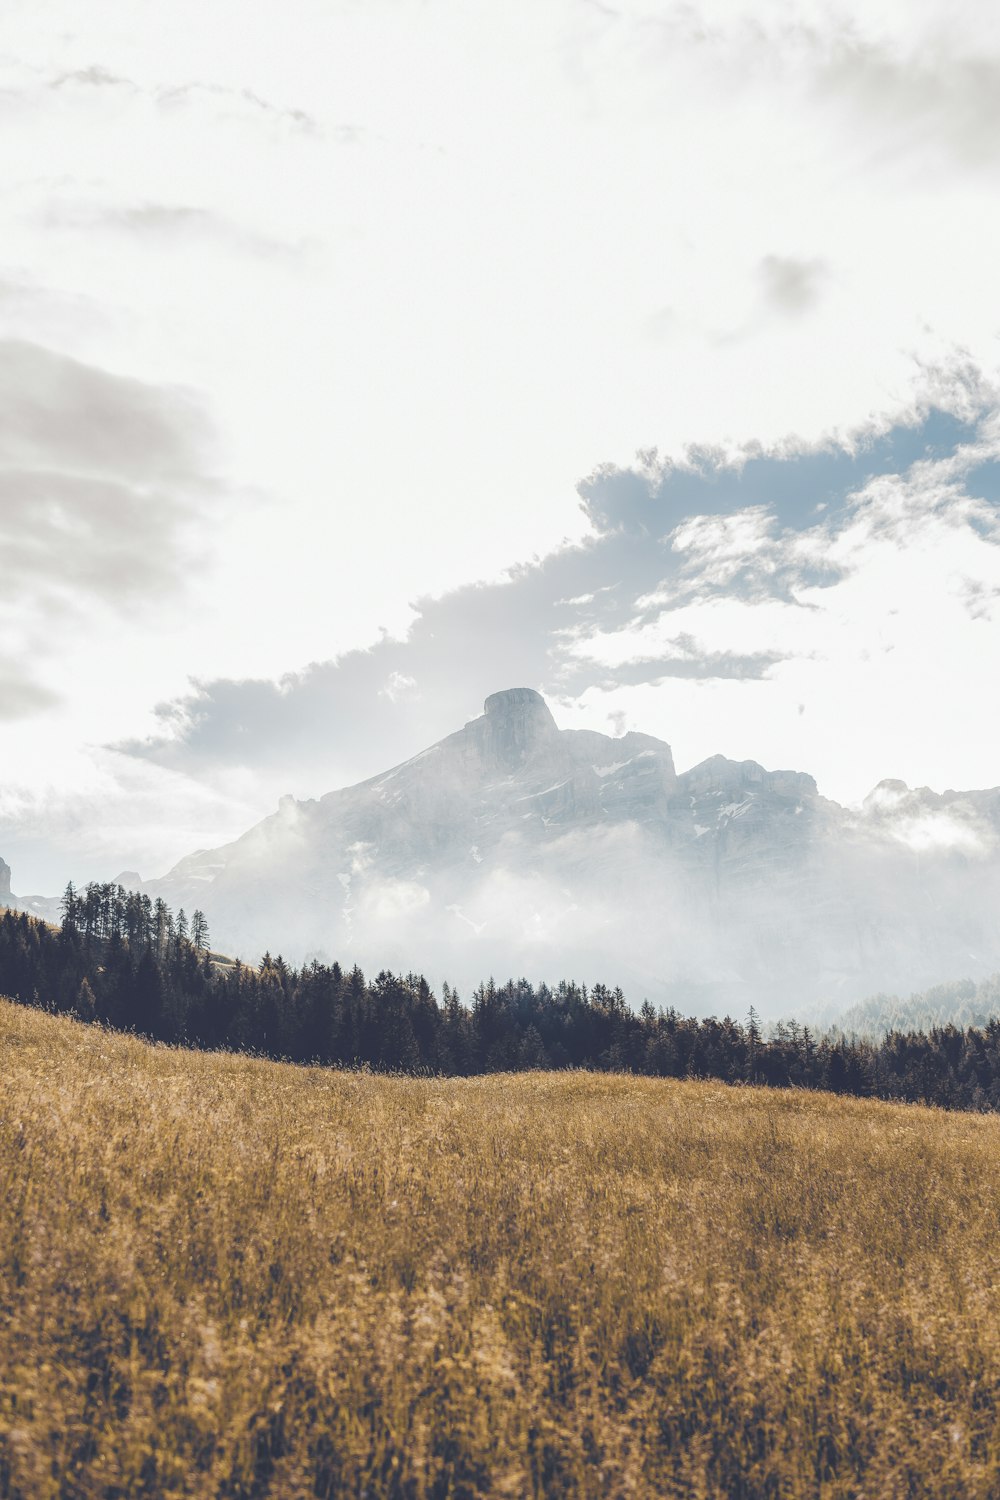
<box><xmin>8</xmin><ymin>689</ymin><xmax>999</xmax><ymax>1022</ymax></box>
<box><xmin>98</xmin><ymin>690</ymin><xmax>1000</xmax><ymax>1023</ymax></box>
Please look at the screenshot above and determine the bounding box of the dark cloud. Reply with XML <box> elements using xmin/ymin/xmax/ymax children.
<box><xmin>758</xmin><ymin>254</ymin><xmax>827</xmax><ymax>317</ymax></box>
<box><xmin>0</xmin><ymin>667</ymin><xmax>59</xmax><ymax>721</ymax></box>
<box><xmin>0</xmin><ymin>339</ymin><xmax>210</xmax><ymax>482</ymax></box>
<box><xmin>650</xmin><ymin>15</ymin><xmax>1000</xmax><ymax>175</ymax></box>
<box><xmin>0</xmin><ymin>339</ymin><xmax>216</xmax><ymax>625</ymax></box>
<box><xmin>0</xmin><ymin>472</ymin><xmax>196</xmax><ymax>603</ymax></box>
<box><xmin>820</xmin><ymin>41</ymin><xmax>1000</xmax><ymax>171</ymax></box>
<box><xmin>115</xmin><ymin>407</ymin><xmax>996</xmax><ymax>795</ymax></box>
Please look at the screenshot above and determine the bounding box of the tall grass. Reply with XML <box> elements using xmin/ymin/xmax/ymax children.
<box><xmin>3</xmin><ymin>997</ymin><xmax>1000</xmax><ymax>1497</ymax></box>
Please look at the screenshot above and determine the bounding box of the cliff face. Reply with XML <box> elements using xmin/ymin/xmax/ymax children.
<box><xmin>0</xmin><ymin>859</ymin><xmax>62</xmax><ymax>924</ymax></box>
<box><xmin>137</xmin><ymin>688</ymin><xmax>1000</xmax><ymax>1012</ymax></box>
<box><xmin>477</xmin><ymin>688</ymin><xmax>560</xmax><ymax>770</ymax></box>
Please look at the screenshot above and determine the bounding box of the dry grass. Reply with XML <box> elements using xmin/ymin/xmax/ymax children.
<box><xmin>3</xmin><ymin>1000</ymin><xmax>1000</xmax><ymax>1498</ymax></box>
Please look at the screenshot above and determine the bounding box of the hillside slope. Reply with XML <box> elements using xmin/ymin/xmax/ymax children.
<box><xmin>3</xmin><ymin>999</ymin><xmax>1000</xmax><ymax>1497</ymax></box>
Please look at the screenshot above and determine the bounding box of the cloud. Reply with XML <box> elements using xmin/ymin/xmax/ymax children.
<box><xmin>39</xmin><ymin>199</ymin><xmax>306</xmax><ymax>259</ymax></box>
<box><xmin>859</xmin><ymin>781</ymin><xmax>994</xmax><ymax>857</ymax></box>
<box><xmin>38</xmin><ymin>60</ymin><xmax>341</xmax><ymax>142</ymax></box>
<box><xmin>111</xmin><ymin>400</ymin><xmax>1000</xmax><ymax>815</ymax></box>
<box><xmin>567</xmin><ymin>646</ymin><xmax>785</xmax><ymax>689</ymax></box>
<box><xmin>0</xmin><ymin>471</ymin><xmax>198</xmax><ymax>604</ymax></box>
<box><xmin>669</xmin><ymin>506</ymin><xmax>792</xmax><ymax>582</ymax></box>
<box><xmin>818</xmin><ymin>36</ymin><xmax>1000</xmax><ymax>173</ymax></box>
<box><xmin>570</xmin><ymin>426</ymin><xmax>1000</xmax><ymax>681</ymax></box>
<box><xmin>51</xmin><ymin>65</ymin><xmax>134</xmax><ymax>92</ymax></box>
<box><xmin>0</xmin><ymin>338</ymin><xmax>209</xmax><ymax>482</ymax></box>
<box><xmin>0</xmin><ymin>340</ymin><xmax>218</xmax><ymax>717</ymax></box>
<box><xmin>577</xmin><ymin>461</ymin><xmax>665</xmax><ymax>537</ymax></box>
<box><xmin>24</xmin><ymin>57</ymin><xmax>325</xmax><ymax>135</ymax></box>
<box><xmin>0</xmin><ymin>744</ymin><xmax>260</xmax><ymax>893</ymax></box>
<box><xmin>631</xmin><ymin>5</ymin><xmax>1000</xmax><ymax>176</ymax></box>
<box><xmin>0</xmin><ymin>667</ymin><xmax>60</xmax><ymax>722</ymax></box>
<box><xmin>1</xmin><ymin>0</ymin><xmax>998</xmax><ymax>905</ymax></box>
<box><xmin>153</xmin><ymin>81</ymin><xmax>324</xmax><ymax>137</ymax></box>
<box><xmin>53</xmin><ymin>202</ymin><xmax>212</xmax><ymax>234</ymax></box>
<box><xmin>0</xmin><ymin>275</ymin><xmax>107</xmax><ymax>344</ymax></box>
<box><xmin>379</xmin><ymin>672</ymin><xmax>419</xmax><ymax>704</ymax></box>
<box><xmin>758</xmin><ymin>254</ymin><xmax>827</xmax><ymax>316</ymax></box>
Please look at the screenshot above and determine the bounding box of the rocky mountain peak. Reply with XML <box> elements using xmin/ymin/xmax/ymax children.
<box><xmin>109</xmin><ymin>689</ymin><xmax>1000</xmax><ymax>1010</ymax></box>
<box><xmin>863</xmin><ymin>779</ymin><xmax>911</xmax><ymax>812</ymax></box>
<box><xmin>476</xmin><ymin>687</ymin><xmax>558</xmax><ymax>770</ymax></box>
<box><xmin>0</xmin><ymin>857</ymin><xmax>11</xmax><ymax>904</ymax></box>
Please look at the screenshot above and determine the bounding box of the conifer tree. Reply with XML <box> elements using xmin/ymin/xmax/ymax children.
<box><xmin>60</xmin><ymin>882</ymin><xmax>79</xmax><ymax>934</ymax></box>
<box><xmin>75</xmin><ymin>977</ymin><xmax>96</xmax><ymax>1020</ymax></box>
<box><xmin>192</xmin><ymin>910</ymin><xmax>209</xmax><ymax>952</ymax></box>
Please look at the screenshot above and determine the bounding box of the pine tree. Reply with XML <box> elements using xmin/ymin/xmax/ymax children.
<box><xmin>746</xmin><ymin>1005</ymin><xmax>762</xmax><ymax>1083</ymax></box>
<box><xmin>75</xmin><ymin>977</ymin><xmax>96</xmax><ymax>1021</ymax></box>
<box><xmin>191</xmin><ymin>910</ymin><xmax>209</xmax><ymax>952</ymax></box>
<box><xmin>60</xmin><ymin>882</ymin><xmax>79</xmax><ymax>934</ymax></box>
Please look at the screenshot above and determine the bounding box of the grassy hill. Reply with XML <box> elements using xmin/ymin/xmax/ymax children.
<box><xmin>3</xmin><ymin>1001</ymin><xmax>1000</xmax><ymax>1498</ymax></box>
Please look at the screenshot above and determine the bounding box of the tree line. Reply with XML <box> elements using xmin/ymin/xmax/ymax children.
<box><xmin>2</xmin><ymin>883</ymin><xmax>1000</xmax><ymax>1112</ymax></box>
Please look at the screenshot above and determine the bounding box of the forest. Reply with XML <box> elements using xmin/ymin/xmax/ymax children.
<box><xmin>3</xmin><ymin>881</ymin><xmax>1000</xmax><ymax>1112</ymax></box>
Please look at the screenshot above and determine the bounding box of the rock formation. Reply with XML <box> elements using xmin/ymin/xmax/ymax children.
<box><xmin>134</xmin><ymin>688</ymin><xmax>1000</xmax><ymax>1011</ymax></box>
<box><xmin>8</xmin><ymin>690</ymin><xmax>998</xmax><ymax>1013</ymax></box>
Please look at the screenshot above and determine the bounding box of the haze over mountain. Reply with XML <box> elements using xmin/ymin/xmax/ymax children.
<box><xmin>8</xmin><ymin>687</ymin><xmax>997</xmax><ymax>1016</ymax></box>
<box><xmin>3</xmin><ymin>4</ymin><xmax>1000</xmax><ymax>910</ymax></box>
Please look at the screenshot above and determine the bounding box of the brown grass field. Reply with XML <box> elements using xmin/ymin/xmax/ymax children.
<box><xmin>3</xmin><ymin>998</ymin><xmax>1000</xmax><ymax>1498</ymax></box>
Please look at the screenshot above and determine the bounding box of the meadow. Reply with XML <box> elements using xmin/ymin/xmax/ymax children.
<box><xmin>3</xmin><ymin>997</ymin><xmax>1000</xmax><ymax>1497</ymax></box>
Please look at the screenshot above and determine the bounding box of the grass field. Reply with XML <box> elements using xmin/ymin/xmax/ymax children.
<box><xmin>3</xmin><ymin>999</ymin><xmax>1000</xmax><ymax>1498</ymax></box>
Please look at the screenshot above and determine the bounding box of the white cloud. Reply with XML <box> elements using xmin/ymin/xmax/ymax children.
<box><xmin>1</xmin><ymin>0</ymin><xmax>1000</xmax><ymax>884</ymax></box>
<box><xmin>666</xmin><ymin>508</ymin><xmax>785</xmax><ymax>587</ymax></box>
<box><xmin>560</xmin><ymin>437</ymin><xmax>1000</xmax><ymax>801</ymax></box>
<box><xmin>379</xmin><ymin>672</ymin><xmax>419</xmax><ymax>704</ymax></box>
<box><xmin>0</xmin><ymin>740</ymin><xmax>259</xmax><ymax>891</ymax></box>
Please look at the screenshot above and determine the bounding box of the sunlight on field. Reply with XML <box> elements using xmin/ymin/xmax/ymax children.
<box><xmin>3</xmin><ymin>999</ymin><xmax>1000</xmax><ymax>1498</ymax></box>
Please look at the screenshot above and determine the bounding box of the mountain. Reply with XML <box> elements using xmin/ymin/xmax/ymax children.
<box><xmin>131</xmin><ymin>687</ymin><xmax>1000</xmax><ymax>1011</ymax></box>
<box><xmin>4</xmin><ymin>688</ymin><xmax>999</xmax><ymax>1012</ymax></box>
<box><xmin>827</xmin><ymin>974</ymin><xmax>1000</xmax><ymax>1038</ymax></box>
<box><xmin>0</xmin><ymin>857</ymin><xmax>62</xmax><ymax>926</ymax></box>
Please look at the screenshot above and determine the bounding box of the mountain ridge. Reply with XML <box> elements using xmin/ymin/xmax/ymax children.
<box><xmin>4</xmin><ymin>687</ymin><xmax>1000</xmax><ymax>1012</ymax></box>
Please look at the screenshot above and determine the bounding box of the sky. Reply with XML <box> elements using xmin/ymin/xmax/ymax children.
<box><xmin>1</xmin><ymin>0</ymin><xmax>1000</xmax><ymax>894</ymax></box>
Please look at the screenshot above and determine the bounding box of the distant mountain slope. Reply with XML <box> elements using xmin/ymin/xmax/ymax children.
<box><xmin>829</xmin><ymin>974</ymin><xmax>1000</xmax><ymax>1037</ymax></box>
<box><xmin>129</xmin><ymin>687</ymin><xmax>1000</xmax><ymax>1011</ymax></box>
<box><xmin>0</xmin><ymin>856</ymin><xmax>61</xmax><ymax>925</ymax></box>
<box><xmin>5</xmin><ymin>689</ymin><xmax>1000</xmax><ymax>1010</ymax></box>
